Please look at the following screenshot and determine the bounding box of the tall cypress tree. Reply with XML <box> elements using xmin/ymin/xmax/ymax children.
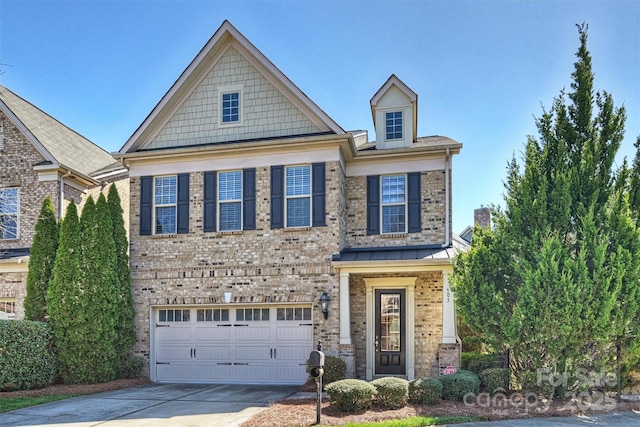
<box><xmin>79</xmin><ymin>194</ymin><xmax>119</xmax><ymax>383</ymax></box>
<box><xmin>47</xmin><ymin>201</ymin><xmax>82</xmax><ymax>383</ymax></box>
<box><xmin>452</xmin><ymin>24</ymin><xmax>637</xmax><ymax>382</ymax></box>
<box><xmin>24</xmin><ymin>196</ymin><xmax>58</xmax><ymax>321</ymax></box>
<box><xmin>107</xmin><ymin>184</ymin><xmax>136</xmax><ymax>371</ymax></box>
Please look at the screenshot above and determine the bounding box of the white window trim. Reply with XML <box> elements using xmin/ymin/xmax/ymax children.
<box><xmin>217</xmin><ymin>170</ymin><xmax>243</xmax><ymax>232</ymax></box>
<box><xmin>218</xmin><ymin>84</ymin><xmax>244</xmax><ymax>128</ymax></box>
<box><xmin>0</xmin><ymin>187</ymin><xmax>19</xmax><ymax>240</ymax></box>
<box><xmin>384</xmin><ymin>110</ymin><xmax>404</xmax><ymax>142</ymax></box>
<box><xmin>284</xmin><ymin>164</ymin><xmax>312</xmax><ymax>228</ymax></box>
<box><xmin>380</xmin><ymin>174</ymin><xmax>407</xmax><ymax>234</ymax></box>
<box><xmin>153</xmin><ymin>175</ymin><xmax>177</xmax><ymax>235</ymax></box>
<box><xmin>0</xmin><ymin>298</ymin><xmax>16</xmax><ymax>320</ymax></box>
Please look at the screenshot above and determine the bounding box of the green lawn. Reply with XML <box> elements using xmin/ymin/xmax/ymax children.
<box><xmin>0</xmin><ymin>394</ymin><xmax>78</xmax><ymax>413</ymax></box>
<box><xmin>326</xmin><ymin>416</ymin><xmax>487</xmax><ymax>427</ymax></box>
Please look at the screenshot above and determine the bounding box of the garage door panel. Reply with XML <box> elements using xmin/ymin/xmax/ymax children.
<box><xmin>234</xmin><ymin>345</ymin><xmax>270</xmax><ymax>361</ymax></box>
<box><xmin>156</xmin><ymin>363</ymin><xmax>191</xmax><ymax>381</ymax></box>
<box><xmin>157</xmin><ymin>326</ymin><xmax>192</xmax><ymax>342</ymax></box>
<box><xmin>275</xmin><ymin>325</ymin><xmax>312</xmax><ymax>341</ymax></box>
<box><xmin>195</xmin><ymin>326</ymin><xmax>231</xmax><ymax>341</ymax></box>
<box><xmin>233</xmin><ymin>363</ymin><xmax>272</xmax><ymax>382</ymax></box>
<box><xmin>196</xmin><ymin>345</ymin><xmax>231</xmax><ymax>361</ymax></box>
<box><xmin>157</xmin><ymin>346</ymin><xmax>192</xmax><ymax>362</ymax></box>
<box><xmin>274</xmin><ymin>345</ymin><xmax>312</xmax><ymax>361</ymax></box>
<box><xmin>195</xmin><ymin>364</ymin><xmax>233</xmax><ymax>381</ymax></box>
<box><xmin>274</xmin><ymin>364</ymin><xmax>307</xmax><ymax>382</ymax></box>
<box><xmin>235</xmin><ymin>325</ymin><xmax>271</xmax><ymax>341</ymax></box>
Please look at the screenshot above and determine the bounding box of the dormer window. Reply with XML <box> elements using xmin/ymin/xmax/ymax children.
<box><xmin>219</xmin><ymin>84</ymin><xmax>243</xmax><ymax>127</ymax></box>
<box><xmin>385</xmin><ymin>111</ymin><xmax>403</xmax><ymax>140</ymax></box>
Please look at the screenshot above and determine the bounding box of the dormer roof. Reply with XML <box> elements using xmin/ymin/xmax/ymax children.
<box><xmin>369</xmin><ymin>75</ymin><xmax>418</xmax><ymax>149</ymax></box>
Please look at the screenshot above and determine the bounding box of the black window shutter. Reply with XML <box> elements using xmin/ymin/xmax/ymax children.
<box><xmin>366</xmin><ymin>175</ymin><xmax>380</xmax><ymax>235</ymax></box>
<box><xmin>177</xmin><ymin>173</ymin><xmax>190</xmax><ymax>234</ymax></box>
<box><xmin>271</xmin><ymin>165</ymin><xmax>284</xmax><ymax>229</ymax></box>
<box><xmin>312</xmin><ymin>162</ymin><xmax>326</xmax><ymax>227</ymax></box>
<box><xmin>139</xmin><ymin>176</ymin><xmax>152</xmax><ymax>236</ymax></box>
<box><xmin>203</xmin><ymin>171</ymin><xmax>217</xmax><ymax>232</ymax></box>
<box><xmin>243</xmin><ymin>168</ymin><xmax>256</xmax><ymax>230</ymax></box>
<box><xmin>407</xmin><ymin>172</ymin><xmax>422</xmax><ymax>233</ymax></box>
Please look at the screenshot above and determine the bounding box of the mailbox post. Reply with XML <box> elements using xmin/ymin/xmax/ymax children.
<box><xmin>309</xmin><ymin>349</ymin><xmax>325</xmax><ymax>424</ymax></box>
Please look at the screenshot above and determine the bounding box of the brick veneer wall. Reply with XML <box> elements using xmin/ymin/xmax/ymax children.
<box><xmin>349</xmin><ymin>271</ymin><xmax>444</xmax><ymax>380</ymax></box>
<box><xmin>345</xmin><ymin>171</ymin><xmax>447</xmax><ymax>248</ymax></box>
<box><xmin>129</xmin><ymin>161</ymin><xmax>345</xmax><ymax>373</ymax></box>
<box><xmin>0</xmin><ymin>271</ymin><xmax>27</xmax><ymax>319</ymax></box>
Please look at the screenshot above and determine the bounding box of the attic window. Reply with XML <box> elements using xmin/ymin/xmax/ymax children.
<box><xmin>219</xmin><ymin>85</ymin><xmax>243</xmax><ymax>127</ymax></box>
<box><xmin>385</xmin><ymin>111</ymin><xmax>403</xmax><ymax>140</ymax></box>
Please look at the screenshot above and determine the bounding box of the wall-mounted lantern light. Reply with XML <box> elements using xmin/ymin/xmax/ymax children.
<box><xmin>320</xmin><ymin>292</ymin><xmax>331</xmax><ymax>320</ymax></box>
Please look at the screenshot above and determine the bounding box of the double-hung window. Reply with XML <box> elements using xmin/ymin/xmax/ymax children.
<box><xmin>381</xmin><ymin>175</ymin><xmax>406</xmax><ymax>233</ymax></box>
<box><xmin>285</xmin><ymin>165</ymin><xmax>311</xmax><ymax>228</ymax></box>
<box><xmin>385</xmin><ymin>111</ymin><xmax>403</xmax><ymax>140</ymax></box>
<box><xmin>154</xmin><ymin>176</ymin><xmax>177</xmax><ymax>234</ymax></box>
<box><xmin>0</xmin><ymin>188</ymin><xmax>19</xmax><ymax>239</ymax></box>
<box><xmin>218</xmin><ymin>171</ymin><xmax>242</xmax><ymax>231</ymax></box>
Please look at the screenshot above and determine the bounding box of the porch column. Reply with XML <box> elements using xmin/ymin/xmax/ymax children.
<box><xmin>442</xmin><ymin>272</ymin><xmax>457</xmax><ymax>344</ymax></box>
<box><xmin>339</xmin><ymin>272</ymin><xmax>351</xmax><ymax>345</ymax></box>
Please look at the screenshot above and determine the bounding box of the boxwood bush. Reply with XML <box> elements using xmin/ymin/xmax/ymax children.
<box><xmin>408</xmin><ymin>377</ymin><xmax>443</xmax><ymax>404</ymax></box>
<box><xmin>325</xmin><ymin>379</ymin><xmax>377</xmax><ymax>412</ymax></box>
<box><xmin>371</xmin><ymin>377</ymin><xmax>409</xmax><ymax>409</ymax></box>
<box><xmin>0</xmin><ymin>320</ymin><xmax>57</xmax><ymax>391</ymax></box>
<box><xmin>479</xmin><ymin>368</ymin><xmax>510</xmax><ymax>393</ymax></box>
<box><xmin>439</xmin><ymin>370</ymin><xmax>480</xmax><ymax>401</ymax></box>
<box><xmin>305</xmin><ymin>355</ymin><xmax>346</xmax><ymax>385</ymax></box>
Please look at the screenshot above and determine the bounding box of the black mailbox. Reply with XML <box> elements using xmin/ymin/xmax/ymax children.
<box><xmin>309</xmin><ymin>350</ymin><xmax>325</xmax><ymax>367</ymax></box>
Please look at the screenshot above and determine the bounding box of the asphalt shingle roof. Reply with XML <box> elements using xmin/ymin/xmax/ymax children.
<box><xmin>0</xmin><ymin>85</ymin><xmax>119</xmax><ymax>178</ymax></box>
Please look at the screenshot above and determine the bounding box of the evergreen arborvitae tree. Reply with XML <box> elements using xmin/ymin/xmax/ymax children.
<box><xmin>452</xmin><ymin>24</ymin><xmax>638</xmax><ymax>383</ymax></box>
<box><xmin>24</xmin><ymin>196</ymin><xmax>58</xmax><ymax>321</ymax></box>
<box><xmin>107</xmin><ymin>184</ymin><xmax>136</xmax><ymax>372</ymax></box>
<box><xmin>46</xmin><ymin>201</ymin><xmax>83</xmax><ymax>383</ymax></box>
<box><xmin>78</xmin><ymin>194</ymin><xmax>119</xmax><ymax>383</ymax></box>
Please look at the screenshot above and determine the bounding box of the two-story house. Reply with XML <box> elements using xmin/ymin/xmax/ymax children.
<box><xmin>115</xmin><ymin>21</ymin><xmax>463</xmax><ymax>384</ymax></box>
<box><xmin>0</xmin><ymin>85</ymin><xmax>128</xmax><ymax>320</ymax></box>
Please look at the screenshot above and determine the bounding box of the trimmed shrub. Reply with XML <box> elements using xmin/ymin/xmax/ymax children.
<box><xmin>462</xmin><ymin>352</ymin><xmax>502</xmax><ymax>374</ymax></box>
<box><xmin>479</xmin><ymin>368</ymin><xmax>510</xmax><ymax>393</ymax></box>
<box><xmin>118</xmin><ymin>356</ymin><xmax>144</xmax><ymax>379</ymax></box>
<box><xmin>325</xmin><ymin>379</ymin><xmax>377</xmax><ymax>412</ymax></box>
<box><xmin>439</xmin><ymin>370</ymin><xmax>480</xmax><ymax>401</ymax></box>
<box><xmin>408</xmin><ymin>377</ymin><xmax>443</xmax><ymax>404</ymax></box>
<box><xmin>0</xmin><ymin>320</ymin><xmax>56</xmax><ymax>391</ymax></box>
<box><xmin>371</xmin><ymin>377</ymin><xmax>408</xmax><ymax>409</ymax></box>
<box><xmin>306</xmin><ymin>355</ymin><xmax>347</xmax><ymax>385</ymax></box>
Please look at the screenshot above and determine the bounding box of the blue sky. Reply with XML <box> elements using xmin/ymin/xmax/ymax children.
<box><xmin>1</xmin><ymin>0</ymin><xmax>638</xmax><ymax>232</ymax></box>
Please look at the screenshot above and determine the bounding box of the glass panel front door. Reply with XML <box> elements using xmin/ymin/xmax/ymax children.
<box><xmin>375</xmin><ymin>289</ymin><xmax>406</xmax><ymax>375</ymax></box>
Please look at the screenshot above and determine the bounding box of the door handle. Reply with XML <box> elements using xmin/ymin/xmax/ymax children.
<box><xmin>194</xmin><ymin>348</ymin><xmax>196</xmax><ymax>358</ymax></box>
<box><xmin>375</xmin><ymin>336</ymin><xmax>379</xmax><ymax>350</ymax></box>
<box><xmin>190</xmin><ymin>348</ymin><xmax>193</xmax><ymax>358</ymax></box>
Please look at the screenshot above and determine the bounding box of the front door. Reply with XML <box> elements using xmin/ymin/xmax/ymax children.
<box><xmin>375</xmin><ymin>289</ymin><xmax>405</xmax><ymax>375</ymax></box>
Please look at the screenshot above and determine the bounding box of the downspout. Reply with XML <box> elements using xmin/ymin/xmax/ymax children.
<box><xmin>442</xmin><ymin>148</ymin><xmax>451</xmax><ymax>248</ymax></box>
<box><xmin>59</xmin><ymin>171</ymin><xmax>72</xmax><ymax>220</ymax></box>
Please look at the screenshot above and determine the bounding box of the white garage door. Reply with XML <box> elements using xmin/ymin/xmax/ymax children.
<box><xmin>153</xmin><ymin>305</ymin><xmax>313</xmax><ymax>384</ymax></box>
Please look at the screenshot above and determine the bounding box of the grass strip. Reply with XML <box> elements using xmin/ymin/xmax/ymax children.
<box><xmin>0</xmin><ymin>394</ymin><xmax>78</xmax><ymax>413</ymax></box>
<box><xmin>330</xmin><ymin>415</ymin><xmax>487</xmax><ymax>427</ymax></box>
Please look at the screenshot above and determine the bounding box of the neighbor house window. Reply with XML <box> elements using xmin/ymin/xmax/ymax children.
<box><xmin>154</xmin><ymin>176</ymin><xmax>177</xmax><ymax>234</ymax></box>
<box><xmin>0</xmin><ymin>298</ymin><xmax>16</xmax><ymax>320</ymax></box>
<box><xmin>0</xmin><ymin>188</ymin><xmax>19</xmax><ymax>239</ymax></box>
<box><xmin>218</xmin><ymin>171</ymin><xmax>242</xmax><ymax>231</ymax></box>
<box><xmin>385</xmin><ymin>111</ymin><xmax>403</xmax><ymax>140</ymax></box>
<box><xmin>381</xmin><ymin>175</ymin><xmax>406</xmax><ymax>233</ymax></box>
<box><xmin>285</xmin><ymin>165</ymin><xmax>311</xmax><ymax>227</ymax></box>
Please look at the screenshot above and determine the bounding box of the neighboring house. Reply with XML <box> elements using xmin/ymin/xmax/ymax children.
<box><xmin>115</xmin><ymin>20</ymin><xmax>463</xmax><ymax>384</ymax></box>
<box><xmin>459</xmin><ymin>207</ymin><xmax>492</xmax><ymax>244</ymax></box>
<box><xmin>0</xmin><ymin>85</ymin><xmax>128</xmax><ymax>320</ymax></box>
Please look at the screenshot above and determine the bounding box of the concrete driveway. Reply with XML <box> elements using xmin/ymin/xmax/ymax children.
<box><xmin>0</xmin><ymin>383</ymin><xmax>298</xmax><ymax>427</ymax></box>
